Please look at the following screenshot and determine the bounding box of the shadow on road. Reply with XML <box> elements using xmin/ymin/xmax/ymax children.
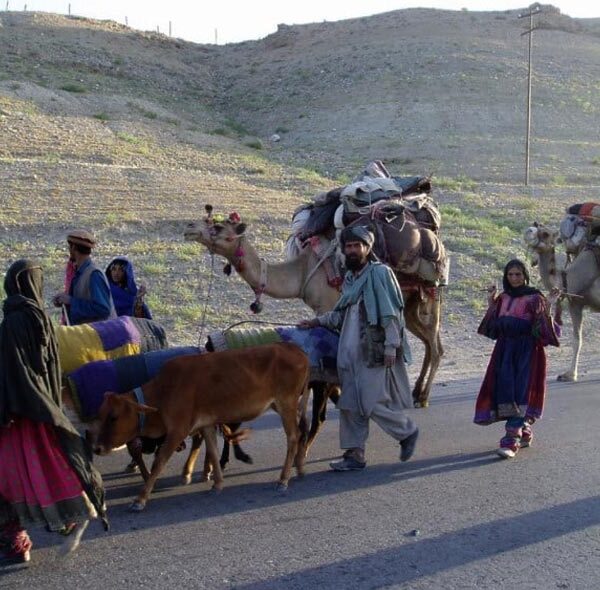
<box><xmin>230</xmin><ymin>495</ymin><xmax>600</xmax><ymax>589</ymax></box>
<box><xmin>37</xmin><ymin>449</ymin><xmax>501</xmax><ymax>549</ymax></box>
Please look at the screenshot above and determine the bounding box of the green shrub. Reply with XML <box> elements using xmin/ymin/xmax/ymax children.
<box><xmin>210</xmin><ymin>127</ymin><xmax>231</xmax><ymax>137</ymax></box>
<box><xmin>244</xmin><ymin>139</ymin><xmax>263</xmax><ymax>150</ymax></box>
<box><xmin>60</xmin><ymin>83</ymin><xmax>86</xmax><ymax>93</ymax></box>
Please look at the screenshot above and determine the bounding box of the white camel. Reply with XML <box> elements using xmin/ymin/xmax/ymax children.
<box><xmin>184</xmin><ymin>207</ymin><xmax>444</xmax><ymax>407</ymax></box>
<box><xmin>524</xmin><ymin>222</ymin><xmax>600</xmax><ymax>381</ymax></box>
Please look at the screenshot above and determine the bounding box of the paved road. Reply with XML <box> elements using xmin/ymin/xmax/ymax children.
<box><xmin>2</xmin><ymin>376</ymin><xmax>599</xmax><ymax>589</ymax></box>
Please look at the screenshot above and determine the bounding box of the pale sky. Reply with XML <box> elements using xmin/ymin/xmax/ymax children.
<box><xmin>12</xmin><ymin>1</ymin><xmax>600</xmax><ymax>44</ymax></box>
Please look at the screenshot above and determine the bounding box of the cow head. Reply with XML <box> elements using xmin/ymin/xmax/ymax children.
<box><xmin>94</xmin><ymin>392</ymin><xmax>158</xmax><ymax>455</ymax></box>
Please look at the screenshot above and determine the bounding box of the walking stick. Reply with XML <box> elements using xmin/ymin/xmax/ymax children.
<box><xmin>62</xmin><ymin>304</ymin><xmax>71</xmax><ymax>326</ymax></box>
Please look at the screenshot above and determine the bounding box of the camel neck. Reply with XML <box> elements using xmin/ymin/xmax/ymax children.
<box><xmin>536</xmin><ymin>248</ymin><xmax>560</xmax><ymax>291</ymax></box>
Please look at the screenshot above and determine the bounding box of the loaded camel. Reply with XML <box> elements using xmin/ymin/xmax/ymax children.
<box><xmin>524</xmin><ymin>222</ymin><xmax>600</xmax><ymax>381</ymax></box>
<box><xmin>184</xmin><ymin>206</ymin><xmax>444</xmax><ymax>412</ymax></box>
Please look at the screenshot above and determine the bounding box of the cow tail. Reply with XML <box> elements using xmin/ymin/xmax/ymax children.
<box><xmin>298</xmin><ymin>372</ymin><xmax>311</xmax><ymax>445</ymax></box>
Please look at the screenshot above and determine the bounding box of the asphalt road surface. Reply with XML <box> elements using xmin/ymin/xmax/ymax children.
<box><xmin>2</xmin><ymin>375</ymin><xmax>599</xmax><ymax>589</ymax></box>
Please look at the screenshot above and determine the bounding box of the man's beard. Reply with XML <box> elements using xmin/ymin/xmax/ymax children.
<box><xmin>345</xmin><ymin>254</ymin><xmax>367</xmax><ymax>271</ymax></box>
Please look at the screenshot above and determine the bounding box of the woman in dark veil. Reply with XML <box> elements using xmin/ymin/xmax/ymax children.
<box><xmin>0</xmin><ymin>260</ymin><xmax>107</xmax><ymax>565</ymax></box>
<box><xmin>474</xmin><ymin>259</ymin><xmax>560</xmax><ymax>459</ymax></box>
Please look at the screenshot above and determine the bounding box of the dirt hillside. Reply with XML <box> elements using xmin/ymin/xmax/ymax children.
<box><xmin>1</xmin><ymin>7</ymin><xmax>599</xmax><ymax>390</ymax></box>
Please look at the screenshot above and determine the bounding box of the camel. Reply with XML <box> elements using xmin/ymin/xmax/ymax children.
<box><xmin>524</xmin><ymin>222</ymin><xmax>600</xmax><ymax>381</ymax></box>
<box><xmin>184</xmin><ymin>206</ymin><xmax>444</xmax><ymax>409</ymax></box>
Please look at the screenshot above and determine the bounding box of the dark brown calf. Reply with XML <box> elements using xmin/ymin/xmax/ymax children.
<box><xmin>94</xmin><ymin>343</ymin><xmax>310</xmax><ymax>511</ymax></box>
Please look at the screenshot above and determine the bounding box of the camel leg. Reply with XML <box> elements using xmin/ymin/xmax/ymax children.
<box><xmin>558</xmin><ymin>300</ymin><xmax>584</xmax><ymax>382</ymax></box>
<box><xmin>417</xmin><ymin>291</ymin><xmax>444</xmax><ymax>406</ymax></box>
<box><xmin>181</xmin><ymin>432</ymin><xmax>203</xmax><ymax>485</ymax></box>
<box><xmin>403</xmin><ymin>294</ymin><xmax>432</xmax><ymax>407</ymax></box>
<box><xmin>403</xmin><ymin>289</ymin><xmax>444</xmax><ymax>407</ymax></box>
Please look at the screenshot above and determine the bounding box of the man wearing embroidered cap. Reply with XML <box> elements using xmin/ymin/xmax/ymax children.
<box><xmin>298</xmin><ymin>224</ymin><xmax>419</xmax><ymax>471</ymax></box>
<box><xmin>52</xmin><ymin>229</ymin><xmax>116</xmax><ymax>325</ymax></box>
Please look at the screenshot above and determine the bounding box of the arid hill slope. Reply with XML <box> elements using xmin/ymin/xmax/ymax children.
<box><xmin>1</xmin><ymin>8</ymin><xmax>599</xmax><ymax>383</ymax></box>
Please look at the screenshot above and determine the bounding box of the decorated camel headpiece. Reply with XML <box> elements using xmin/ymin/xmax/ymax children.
<box><xmin>203</xmin><ymin>205</ymin><xmax>264</xmax><ymax>314</ymax></box>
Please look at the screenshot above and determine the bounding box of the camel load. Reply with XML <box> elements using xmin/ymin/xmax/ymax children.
<box><xmin>207</xmin><ymin>324</ymin><xmax>339</xmax><ymax>383</ymax></box>
<box><xmin>288</xmin><ymin>160</ymin><xmax>448</xmax><ymax>289</ymax></box>
<box><xmin>56</xmin><ymin>316</ymin><xmax>169</xmax><ymax>375</ymax></box>
<box><xmin>559</xmin><ymin>202</ymin><xmax>600</xmax><ymax>256</ymax></box>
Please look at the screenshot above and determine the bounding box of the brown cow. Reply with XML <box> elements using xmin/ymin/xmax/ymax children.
<box><xmin>94</xmin><ymin>342</ymin><xmax>311</xmax><ymax>511</ymax></box>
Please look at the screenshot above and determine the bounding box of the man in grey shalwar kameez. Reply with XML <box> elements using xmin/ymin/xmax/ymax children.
<box><xmin>299</xmin><ymin>226</ymin><xmax>419</xmax><ymax>471</ymax></box>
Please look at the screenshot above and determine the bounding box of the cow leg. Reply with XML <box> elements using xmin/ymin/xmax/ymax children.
<box><xmin>130</xmin><ymin>433</ymin><xmax>185</xmax><ymax>512</ymax></box>
<box><xmin>221</xmin><ymin>423</ymin><xmax>253</xmax><ymax>466</ymax></box>
<box><xmin>219</xmin><ymin>439</ymin><xmax>252</xmax><ymax>468</ymax></box>
<box><xmin>201</xmin><ymin>426</ymin><xmax>224</xmax><ymax>491</ymax></box>
<box><xmin>305</xmin><ymin>383</ymin><xmax>340</xmax><ymax>455</ymax></box>
<box><xmin>127</xmin><ymin>438</ymin><xmax>150</xmax><ymax>482</ymax></box>
<box><xmin>232</xmin><ymin>443</ymin><xmax>252</xmax><ymax>464</ymax></box>
<box><xmin>275</xmin><ymin>401</ymin><xmax>301</xmax><ymax>492</ymax></box>
<box><xmin>219</xmin><ymin>437</ymin><xmax>231</xmax><ymax>469</ymax></box>
<box><xmin>306</xmin><ymin>381</ymin><xmax>327</xmax><ymax>454</ymax></box>
<box><xmin>181</xmin><ymin>432</ymin><xmax>203</xmax><ymax>485</ymax></box>
<box><xmin>295</xmin><ymin>380</ymin><xmax>311</xmax><ymax>473</ymax></box>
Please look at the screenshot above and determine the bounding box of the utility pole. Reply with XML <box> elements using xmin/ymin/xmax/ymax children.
<box><xmin>518</xmin><ymin>4</ymin><xmax>542</xmax><ymax>186</ymax></box>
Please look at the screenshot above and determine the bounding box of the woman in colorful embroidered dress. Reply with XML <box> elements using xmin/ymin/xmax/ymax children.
<box><xmin>0</xmin><ymin>260</ymin><xmax>107</xmax><ymax>565</ymax></box>
<box><xmin>474</xmin><ymin>259</ymin><xmax>560</xmax><ymax>459</ymax></box>
<box><xmin>105</xmin><ymin>257</ymin><xmax>152</xmax><ymax>319</ymax></box>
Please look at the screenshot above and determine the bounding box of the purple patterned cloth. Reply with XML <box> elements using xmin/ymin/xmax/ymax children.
<box><xmin>276</xmin><ymin>327</ymin><xmax>338</xmax><ymax>370</ymax></box>
<box><xmin>92</xmin><ymin>316</ymin><xmax>141</xmax><ymax>349</ymax></box>
<box><xmin>67</xmin><ymin>346</ymin><xmax>201</xmax><ymax>420</ymax></box>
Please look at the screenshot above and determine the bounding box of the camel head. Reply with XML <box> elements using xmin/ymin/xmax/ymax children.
<box><xmin>523</xmin><ymin>222</ymin><xmax>558</xmax><ymax>254</ymax></box>
<box><xmin>184</xmin><ymin>205</ymin><xmax>247</xmax><ymax>260</ymax></box>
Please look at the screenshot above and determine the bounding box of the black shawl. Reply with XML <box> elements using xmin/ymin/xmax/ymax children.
<box><xmin>0</xmin><ymin>260</ymin><xmax>108</xmax><ymax>529</ymax></box>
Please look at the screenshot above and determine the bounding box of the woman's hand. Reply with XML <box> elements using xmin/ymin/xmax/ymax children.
<box><xmin>486</xmin><ymin>284</ymin><xmax>497</xmax><ymax>306</ymax></box>
<box><xmin>547</xmin><ymin>287</ymin><xmax>561</xmax><ymax>306</ymax></box>
<box><xmin>297</xmin><ymin>318</ymin><xmax>319</xmax><ymax>330</ymax></box>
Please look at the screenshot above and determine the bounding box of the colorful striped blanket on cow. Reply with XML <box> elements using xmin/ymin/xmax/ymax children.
<box><xmin>66</xmin><ymin>346</ymin><xmax>201</xmax><ymax>421</ymax></box>
<box><xmin>207</xmin><ymin>325</ymin><xmax>339</xmax><ymax>372</ymax></box>
<box><xmin>56</xmin><ymin>316</ymin><xmax>168</xmax><ymax>375</ymax></box>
